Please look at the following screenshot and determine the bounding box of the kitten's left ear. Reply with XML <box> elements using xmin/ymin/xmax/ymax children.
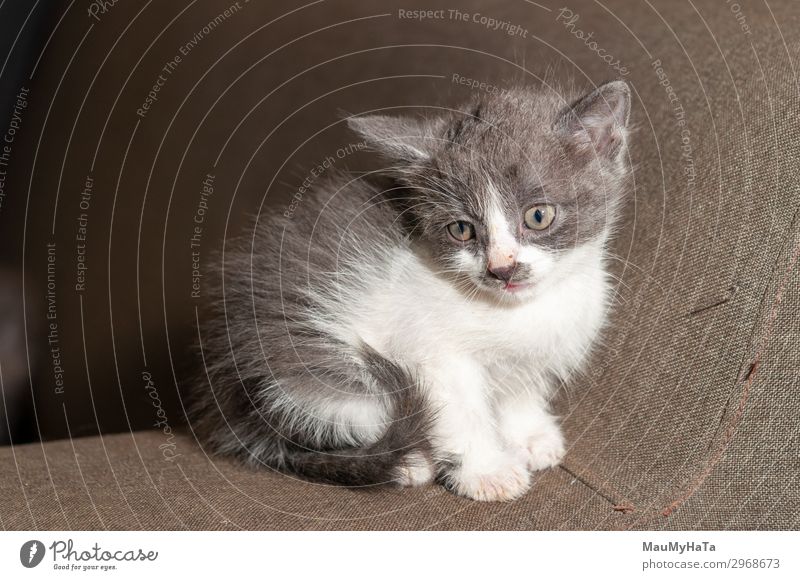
<box><xmin>555</xmin><ymin>80</ymin><xmax>631</xmax><ymax>161</ymax></box>
<box><xmin>347</xmin><ymin>114</ymin><xmax>437</xmax><ymax>166</ymax></box>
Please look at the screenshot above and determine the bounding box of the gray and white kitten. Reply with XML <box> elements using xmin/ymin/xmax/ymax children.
<box><xmin>191</xmin><ymin>80</ymin><xmax>631</xmax><ymax>501</ymax></box>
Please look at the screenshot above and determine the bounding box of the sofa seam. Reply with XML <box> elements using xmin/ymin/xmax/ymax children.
<box><xmin>634</xmin><ymin>217</ymin><xmax>800</xmax><ymax>526</ymax></box>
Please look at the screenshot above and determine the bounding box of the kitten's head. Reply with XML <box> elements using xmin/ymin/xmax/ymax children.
<box><xmin>349</xmin><ymin>80</ymin><xmax>632</xmax><ymax>301</ymax></box>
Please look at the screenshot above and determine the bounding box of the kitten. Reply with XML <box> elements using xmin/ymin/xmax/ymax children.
<box><xmin>191</xmin><ymin>80</ymin><xmax>631</xmax><ymax>501</ymax></box>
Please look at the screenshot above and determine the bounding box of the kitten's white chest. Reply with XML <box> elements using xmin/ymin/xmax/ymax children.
<box><xmin>461</xmin><ymin>264</ymin><xmax>608</xmax><ymax>372</ymax></box>
<box><xmin>349</xmin><ymin>245</ymin><xmax>609</xmax><ymax>380</ymax></box>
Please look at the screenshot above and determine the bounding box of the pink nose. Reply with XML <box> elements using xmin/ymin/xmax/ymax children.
<box><xmin>487</xmin><ymin>263</ymin><xmax>517</xmax><ymax>282</ymax></box>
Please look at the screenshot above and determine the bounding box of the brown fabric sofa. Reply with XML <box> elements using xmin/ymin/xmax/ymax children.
<box><xmin>0</xmin><ymin>0</ymin><xmax>798</xmax><ymax>530</ymax></box>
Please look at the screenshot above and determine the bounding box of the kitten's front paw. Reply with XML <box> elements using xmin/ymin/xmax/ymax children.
<box><xmin>524</xmin><ymin>427</ymin><xmax>566</xmax><ymax>471</ymax></box>
<box><xmin>445</xmin><ymin>450</ymin><xmax>531</xmax><ymax>502</ymax></box>
<box><xmin>394</xmin><ymin>451</ymin><xmax>435</xmax><ymax>487</ymax></box>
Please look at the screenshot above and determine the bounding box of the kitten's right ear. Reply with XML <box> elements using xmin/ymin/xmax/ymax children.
<box><xmin>554</xmin><ymin>80</ymin><xmax>631</xmax><ymax>161</ymax></box>
<box><xmin>347</xmin><ymin>114</ymin><xmax>436</xmax><ymax>166</ymax></box>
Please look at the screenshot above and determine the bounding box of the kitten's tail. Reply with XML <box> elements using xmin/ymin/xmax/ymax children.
<box><xmin>281</xmin><ymin>345</ymin><xmax>434</xmax><ymax>487</ymax></box>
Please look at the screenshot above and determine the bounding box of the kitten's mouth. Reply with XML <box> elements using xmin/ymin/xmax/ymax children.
<box><xmin>476</xmin><ymin>274</ymin><xmax>533</xmax><ymax>295</ymax></box>
<box><xmin>503</xmin><ymin>281</ymin><xmax>531</xmax><ymax>293</ymax></box>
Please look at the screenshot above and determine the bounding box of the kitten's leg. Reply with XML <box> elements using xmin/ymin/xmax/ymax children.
<box><xmin>425</xmin><ymin>356</ymin><xmax>531</xmax><ymax>502</ymax></box>
<box><xmin>497</xmin><ymin>392</ymin><xmax>566</xmax><ymax>472</ymax></box>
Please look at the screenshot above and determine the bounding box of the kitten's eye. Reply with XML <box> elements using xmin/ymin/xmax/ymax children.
<box><xmin>446</xmin><ymin>221</ymin><xmax>475</xmax><ymax>242</ymax></box>
<box><xmin>524</xmin><ymin>205</ymin><xmax>556</xmax><ymax>230</ymax></box>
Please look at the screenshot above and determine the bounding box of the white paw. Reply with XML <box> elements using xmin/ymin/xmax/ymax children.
<box><xmin>447</xmin><ymin>450</ymin><xmax>531</xmax><ymax>502</ymax></box>
<box><xmin>524</xmin><ymin>427</ymin><xmax>566</xmax><ymax>471</ymax></box>
<box><xmin>394</xmin><ymin>451</ymin><xmax>435</xmax><ymax>487</ymax></box>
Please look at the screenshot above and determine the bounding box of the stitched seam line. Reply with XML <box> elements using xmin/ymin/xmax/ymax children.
<box><xmin>647</xmin><ymin>229</ymin><xmax>800</xmax><ymax>523</ymax></box>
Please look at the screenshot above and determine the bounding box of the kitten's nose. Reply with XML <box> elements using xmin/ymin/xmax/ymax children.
<box><xmin>487</xmin><ymin>263</ymin><xmax>518</xmax><ymax>282</ymax></box>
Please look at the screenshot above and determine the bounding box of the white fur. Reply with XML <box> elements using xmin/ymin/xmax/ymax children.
<box><xmin>300</xmin><ymin>231</ymin><xmax>610</xmax><ymax>500</ymax></box>
<box><xmin>485</xmin><ymin>184</ymin><xmax>518</xmax><ymax>270</ymax></box>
